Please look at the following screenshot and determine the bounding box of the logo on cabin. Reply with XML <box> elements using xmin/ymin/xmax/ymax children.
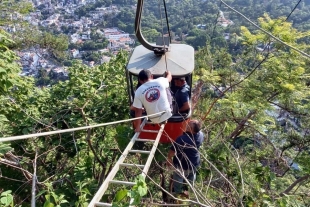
<box><xmin>145</xmin><ymin>89</ymin><xmax>160</xmax><ymax>102</ymax></box>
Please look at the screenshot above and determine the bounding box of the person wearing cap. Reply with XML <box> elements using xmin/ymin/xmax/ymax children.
<box><xmin>166</xmin><ymin>119</ymin><xmax>204</xmax><ymax>196</ymax></box>
<box><xmin>132</xmin><ymin>69</ymin><xmax>172</xmax><ymax>132</ymax></box>
<box><xmin>173</xmin><ymin>77</ymin><xmax>190</xmax><ymax>114</ymax></box>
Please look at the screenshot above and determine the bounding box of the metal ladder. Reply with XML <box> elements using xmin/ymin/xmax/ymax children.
<box><xmin>88</xmin><ymin>119</ymin><xmax>166</xmax><ymax>207</ymax></box>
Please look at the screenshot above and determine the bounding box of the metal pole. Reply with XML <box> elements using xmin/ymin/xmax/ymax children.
<box><xmin>31</xmin><ymin>149</ymin><xmax>38</xmax><ymax>207</ymax></box>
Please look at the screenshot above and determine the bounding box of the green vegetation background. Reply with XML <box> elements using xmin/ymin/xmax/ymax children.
<box><xmin>1</xmin><ymin>0</ymin><xmax>310</xmax><ymax>206</ymax></box>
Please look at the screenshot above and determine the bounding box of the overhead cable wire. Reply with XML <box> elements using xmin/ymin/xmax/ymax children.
<box><xmin>157</xmin><ymin>0</ymin><xmax>168</xmax><ymax>72</ymax></box>
<box><xmin>0</xmin><ymin>111</ymin><xmax>166</xmax><ymax>142</ymax></box>
<box><xmin>220</xmin><ymin>0</ymin><xmax>310</xmax><ymax>59</ymax></box>
<box><xmin>163</xmin><ymin>0</ymin><xmax>171</xmax><ymax>43</ymax></box>
<box><xmin>285</xmin><ymin>0</ymin><xmax>302</xmax><ymax>21</ymax></box>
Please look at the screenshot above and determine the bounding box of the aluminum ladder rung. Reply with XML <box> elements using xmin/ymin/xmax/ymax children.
<box><xmin>135</xmin><ymin>138</ymin><xmax>155</xmax><ymax>142</ymax></box>
<box><xmin>120</xmin><ymin>163</ymin><xmax>145</xmax><ymax>168</ymax></box>
<box><xmin>141</xmin><ymin>129</ymin><xmax>159</xmax><ymax>133</ymax></box>
<box><xmin>129</xmin><ymin>150</ymin><xmax>150</xmax><ymax>154</ymax></box>
<box><xmin>109</xmin><ymin>180</ymin><xmax>136</xmax><ymax>186</ymax></box>
<box><xmin>95</xmin><ymin>202</ymin><xmax>111</xmax><ymax>207</ymax></box>
<box><xmin>88</xmin><ymin>119</ymin><xmax>165</xmax><ymax>207</ymax></box>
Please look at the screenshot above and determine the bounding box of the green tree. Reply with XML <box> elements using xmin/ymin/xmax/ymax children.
<box><xmin>193</xmin><ymin>14</ymin><xmax>310</xmax><ymax>206</ymax></box>
<box><xmin>36</xmin><ymin>69</ymin><xmax>50</xmax><ymax>86</ymax></box>
<box><xmin>0</xmin><ymin>0</ymin><xmax>33</xmax><ymax>26</ymax></box>
<box><xmin>0</xmin><ymin>30</ymin><xmax>21</xmax><ymax>94</ymax></box>
<box><xmin>186</xmin><ymin>28</ymin><xmax>209</xmax><ymax>50</ymax></box>
<box><xmin>3</xmin><ymin>1</ymin><xmax>310</xmax><ymax>205</ymax></box>
<box><xmin>14</xmin><ymin>31</ymin><xmax>69</xmax><ymax>62</ymax></box>
<box><xmin>0</xmin><ymin>51</ymin><xmax>131</xmax><ymax>206</ymax></box>
<box><xmin>141</xmin><ymin>28</ymin><xmax>160</xmax><ymax>43</ymax></box>
<box><xmin>80</xmin><ymin>40</ymin><xmax>97</xmax><ymax>50</ymax></box>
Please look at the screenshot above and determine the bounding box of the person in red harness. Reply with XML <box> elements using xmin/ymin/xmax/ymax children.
<box><xmin>132</xmin><ymin>69</ymin><xmax>172</xmax><ymax>132</ymax></box>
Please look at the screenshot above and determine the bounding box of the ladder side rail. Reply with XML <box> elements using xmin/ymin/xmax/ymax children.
<box><xmin>88</xmin><ymin>119</ymin><xmax>148</xmax><ymax>207</ymax></box>
<box><xmin>95</xmin><ymin>203</ymin><xmax>112</xmax><ymax>207</ymax></box>
<box><xmin>141</xmin><ymin>123</ymin><xmax>165</xmax><ymax>178</ymax></box>
<box><xmin>129</xmin><ymin>123</ymin><xmax>165</xmax><ymax>206</ymax></box>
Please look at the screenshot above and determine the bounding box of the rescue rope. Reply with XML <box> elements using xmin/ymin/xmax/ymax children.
<box><xmin>0</xmin><ymin>111</ymin><xmax>166</xmax><ymax>142</ymax></box>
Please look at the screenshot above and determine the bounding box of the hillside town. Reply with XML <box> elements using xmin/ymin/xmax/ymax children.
<box><xmin>1</xmin><ymin>0</ymin><xmax>235</xmax><ymax>81</ymax></box>
<box><xmin>2</xmin><ymin>0</ymin><xmax>136</xmax><ymax>79</ymax></box>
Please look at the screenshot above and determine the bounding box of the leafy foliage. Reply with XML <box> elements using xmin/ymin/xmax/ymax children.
<box><xmin>193</xmin><ymin>14</ymin><xmax>310</xmax><ymax>206</ymax></box>
<box><xmin>0</xmin><ymin>190</ymin><xmax>14</xmax><ymax>207</ymax></box>
<box><xmin>2</xmin><ymin>1</ymin><xmax>310</xmax><ymax>205</ymax></box>
<box><xmin>0</xmin><ymin>30</ymin><xmax>21</xmax><ymax>94</ymax></box>
<box><xmin>112</xmin><ymin>175</ymin><xmax>148</xmax><ymax>207</ymax></box>
<box><xmin>0</xmin><ymin>49</ymin><xmax>130</xmax><ymax>205</ymax></box>
<box><xmin>0</xmin><ymin>0</ymin><xmax>33</xmax><ymax>26</ymax></box>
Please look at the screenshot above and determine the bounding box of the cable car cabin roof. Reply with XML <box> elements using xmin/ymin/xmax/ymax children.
<box><xmin>126</xmin><ymin>44</ymin><xmax>194</xmax><ymax>76</ymax></box>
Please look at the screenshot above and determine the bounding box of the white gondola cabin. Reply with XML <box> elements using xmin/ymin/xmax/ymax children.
<box><xmin>126</xmin><ymin>0</ymin><xmax>195</xmax><ymax>143</ymax></box>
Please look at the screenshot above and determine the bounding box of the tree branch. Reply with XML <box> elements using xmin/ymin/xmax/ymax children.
<box><xmin>191</xmin><ymin>79</ymin><xmax>204</xmax><ymax>112</ymax></box>
<box><xmin>268</xmin><ymin>101</ymin><xmax>308</xmax><ymax>116</ymax></box>
<box><xmin>280</xmin><ymin>174</ymin><xmax>310</xmax><ymax>196</ymax></box>
<box><xmin>0</xmin><ymin>158</ymin><xmax>33</xmax><ymax>180</ymax></box>
<box><xmin>229</xmin><ymin>110</ymin><xmax>257</xmax><ymax>140</ymax></box>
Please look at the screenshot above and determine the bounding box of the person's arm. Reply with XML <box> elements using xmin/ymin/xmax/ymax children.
<box><xmin>133</xmin><ymin>107</ymin><xmax>143</xmax><ymax>132</ymax></box>
<box><xmin>165</xmin><ymin>71</ymin><xmax>172</xmax><ymax>82</ymax></box>
<box><xmin>178</xmin><ymin>91</ymin><xmax>190</xmax><ymax>112</ymax></box>
<box><xmin>166</xmin><ymin>149</ymin><xmax>175</xmax><ymax>167</ymax></box>
<box><xmin>179</xmin><ymin>101</ymin><xmax>190</xmax><ymax>112</ymax></box>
